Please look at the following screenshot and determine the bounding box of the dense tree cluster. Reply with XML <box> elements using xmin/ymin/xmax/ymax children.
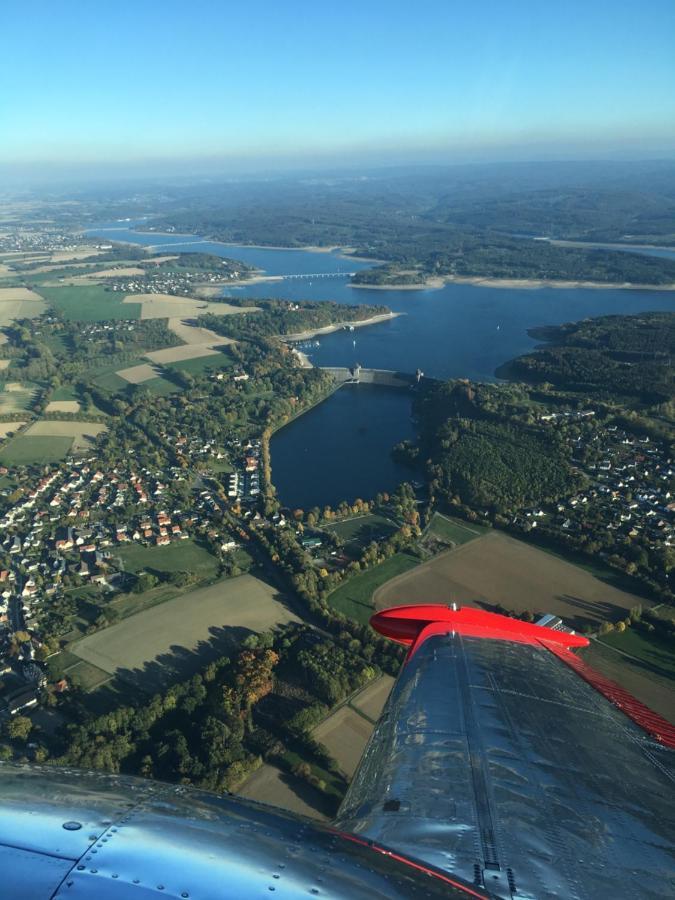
<box><xmin>507</xmin><ymin>313</ymin><xmax>675</xmax><ymax>404</ymax></box>
<box><xmin>38</xmin><ymin>625</ymin><xmax>385</xmax><ymax>796</ymax></box>
<box><xmin>201</xmin><ymin>299</ymin><xmax>389</xmax><ymax>341</ymax></box>
<box><xmin>140</xmin><ymin>164</ymin><xmax>675</xmax><ymax>283</ymax></box>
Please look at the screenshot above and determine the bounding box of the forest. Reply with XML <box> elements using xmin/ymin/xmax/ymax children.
<box><xmin>505</xmin><ymin>312</ymin><xmax>675</xmax><ymax>404</ymax></box>
<box><xmin>200</xmin><ymin>299</ymin><xmax>390</xmax><ymax>341</ymax></box>
<box><xmin>120</xmin><ymin>161</ymin><xmax>675</xmax><ymax>285</ymax></box>
<box><xmin>16</xmin><ymin>624</ymin><xmax>398</xmax><ymax>801</ymax></box>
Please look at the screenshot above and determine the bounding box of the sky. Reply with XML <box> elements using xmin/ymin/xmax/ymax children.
<box><xmin>2</xmin><ymin>0</ymin><xmax>674</xmax><ymax>176</ymax></box>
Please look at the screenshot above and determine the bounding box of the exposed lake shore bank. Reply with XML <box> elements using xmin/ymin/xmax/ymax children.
<box><xmin>351</xmin><ymin>275</ymin><xmax>675</xmax><ymax>292</ymax></box>
<box><xmin>279</xmin><ymin>310</ymin><xmax>401</xmax><ymax>343</ymax></box>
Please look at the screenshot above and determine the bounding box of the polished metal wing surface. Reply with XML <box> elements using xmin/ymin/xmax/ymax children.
<box><xmin>336</xmin><ymin>606</ymin><xmax>675</xmax><ymax>900</ymax></box>
<box><xmin>1</xmin><ymin>604</ymin><xmax>673</xmax><ymax>899</ymax></box>
<box><xmin>0</xmin><ymin>759</ymin><xmax>484</xmax><ymax>899</ymax></box>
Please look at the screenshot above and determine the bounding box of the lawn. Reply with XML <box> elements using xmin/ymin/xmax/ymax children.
<box><xmin>36</xmin><ymin>285</ymin><xmax>142</xmax><ymax>321</ymax></box>
<box><xmin>426</xmin><ymin>513</ymin><xmax>489</xmax><ymax>546</ymax></box>
<box><xmin>116</xmin><ymin>538</ymin><xmax>219</xmax><ymax>578</ymax></box>
<box><xmin>327</xmin><ymin>552</ymin><xmax>420</xmax><ymax>624</ymax></box>
<box><xmin>0</xmin><ymin>434</ymin><xmax>73</xmax><ymax>464</ymax></box>
<box><xmin>324</xmin><ymin>514</ymin><xmax>398</xmax><ymax>551</ymax></box>
<box><xmin>598</xmin><ymin>628</ymin><xmax>675</xmax><ymax>682</ymax></box>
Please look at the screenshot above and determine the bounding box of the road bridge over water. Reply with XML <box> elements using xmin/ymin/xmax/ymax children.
<box><xmin>280</xmin><ymin>272</ymin><xmax>355</xmax><ymax>280</ymax></box>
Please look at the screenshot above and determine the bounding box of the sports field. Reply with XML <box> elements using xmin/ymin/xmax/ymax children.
<box><xmin>323</xmin><ymin>514</ymin><xmax>398</xmax><ymax>551</ymax></box>
<box><xmin>71</xmin><ymin>574</ymin><xmax>299</xmax><ymax>688</ymax></box>
<box><xmin>425</xmin><ymin>513</ymin><xmax>489</xmax><ymax>545</ymax></box>
<box><xmin>374</xmin><ymin>531</ymin><xmax>647</xmax><ymax>632</ymax></box>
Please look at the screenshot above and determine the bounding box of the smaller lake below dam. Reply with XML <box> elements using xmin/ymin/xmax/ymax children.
<box><xmin>269</xmin><ymin>384</ymin><xmax>416</xmax><ymax>510</ymax></box>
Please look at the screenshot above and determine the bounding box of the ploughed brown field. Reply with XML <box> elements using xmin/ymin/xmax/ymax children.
<box><xmin>374</xmin><ymin>531</ymin><xmax>645</xmax><ymax>632</ymax></box>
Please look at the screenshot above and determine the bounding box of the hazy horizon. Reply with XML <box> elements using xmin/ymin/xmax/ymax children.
<box><xmin>2</xmin><ymin>0</ymin><xmax>674</xmax><ymax>186</ymax></box>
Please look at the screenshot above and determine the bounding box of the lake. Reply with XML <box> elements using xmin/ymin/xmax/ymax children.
<box><xmin>270</xmin><ymin>385</ymin><xmax>416</xmax><ymax>511</ymax></box>
<box><xmin>87</xmin><ymin>223</ymin><xmax>675</xmax><ymax>507</ymax></box>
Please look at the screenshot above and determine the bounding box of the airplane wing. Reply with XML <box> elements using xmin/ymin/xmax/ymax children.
<box><xmin>336</xmin><ymin>606</ymin><xmax>675</xmax><ymax>899</ymax></box>
<box><xmin>0</xmin><ymin>605</ymin><xmax>673</xmax><ymax>898</ymax></box>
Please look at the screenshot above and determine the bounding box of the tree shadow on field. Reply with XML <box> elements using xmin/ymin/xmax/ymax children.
<box><xmin>77</xmin><ymin>573</ymin><xmax>304</xmax><ymax>715</ymax></box>
<box><xmin>470</xmin><ymin>594</ymin><xmax>627</xmax><ymax>634</ymax></box>
<box><xmin>554</xmin><ymin>594</ymin><xmax>630</xmax><ymax>632</ymax></box>
<box><xmin>79</xmin><ymin>625</ymin><xmax>255</xmax><ymax>715</ymax></box>
<box><xmin>276</xmin><ymin>770</ymin><xmax>337</xmax><ymax>819</ymax></box>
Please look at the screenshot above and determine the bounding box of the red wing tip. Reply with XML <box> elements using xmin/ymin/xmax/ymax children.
<box><xmin>370</xmin><ymin>604</ymin><xmax>589</xmax><ymax>650</ymax></box>
<box><xmin>371</xmin><ymin>605</ymin><xmax>675</xmax><ymax>749</ymax></box>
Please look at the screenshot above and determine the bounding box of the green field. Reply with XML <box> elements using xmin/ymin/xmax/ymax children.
<box><xmin>91</xmin><ymin>370</ymin><xmax>130</xmax><ymax>393</ymax></box>
<box><xmin>598</xmin><ymin>628</ymin><xmax>675</xmax><ymax>682</ymax></box>
<box><xmin>324</xmin><ymin>514</ymin><xmax>398</xmax><ymax>550</ymax></box>
<box><xmin>0</xmin><ymin>434</ymin><xmax>73</xmax><ymax>464</ymax></box>
<box><xmin>167</xmin><ymin>351</ymin><xmax>234</xmax><ymax>375</ymax></box>
<box><xmin>50</xmin><ymin>385</ymin><xmax>78</xmax><ymax>402</ymax></box>
<box><xmin>426</xmin><ymin>513</ymin><xmax>488</xmax><ymax>545</ymax></box>
<box><xmin>117</xmin><ymin>539</ymin><xmax>220</xmax><ymax>578</ymax></box>
<box><xmin>36</xmin><ymin>285</ymin><xmax>142</xmax><ymax>321</ymax></box>
<box><xmin>327</xmin><ymin>552</ymin><xmax>420</xmax><ymax>624</ymax></box>
<box><xmin>207</xmin><ymin>458</ymin><xmax>234</xmax><ymax>474</ymax></box>
<box><xmin>143</xmin><ymin>375</ymin><xmax>181</xmax><ymax>396</ymax></box>
<box><xmin>63</xmin><ymin>659</ymin><xmax>112</xmax><ymax>691</ymax></box>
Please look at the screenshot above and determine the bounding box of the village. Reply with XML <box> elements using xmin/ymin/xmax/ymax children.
<box><xmin>0</xmin><ymin>432</ymin><xmax>268</xmax><ymax>717</ymax></box>
<box><xmin>515</xmin><ymin>416</ymin><xmax>674</xmax><ymax>563</ymax></box>
<box><xmin>107</xmin><ymin>264</ymin><xmax>248</xmax><ymax>298</ymax></box>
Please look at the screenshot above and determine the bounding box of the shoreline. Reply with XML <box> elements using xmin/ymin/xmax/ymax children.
<box><xmin>350</xmin><ymin>275</ymin><xmax>675</xmax><ymax>292</ymax></box>
<box><xmin>280</xmin><ymin>310</ymin><xmax>402</xmax><ymax>343</ymax></box>
<box><xmin>539</xmin><ymin>237</ymin><xmax>675</xmax><ymax>253</ymax></box>
<box><xmin>133</xmin><ymin>227</ymin><xmax>361</xmax><ymax>259</ymax></box>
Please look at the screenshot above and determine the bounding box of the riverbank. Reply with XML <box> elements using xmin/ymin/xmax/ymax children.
<box><xmin>350</xmin><ymin>275</ymin><xmax>675</xmax><ymax>292</ymax></box>
<box><xmin>280</xmin><ymin>310</ymin><xmax>402</xmax><ymax>342</ymax></box>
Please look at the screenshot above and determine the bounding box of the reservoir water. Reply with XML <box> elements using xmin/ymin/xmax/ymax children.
<box><xmin>87</xmin><ymin>223</ymin><xmax>675</xmax><ymax>507</ymax></box>
<box><xmin>270</xmin><ymin>385</ymin><xmax>416</xmax><ymax>511</ymax></box>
